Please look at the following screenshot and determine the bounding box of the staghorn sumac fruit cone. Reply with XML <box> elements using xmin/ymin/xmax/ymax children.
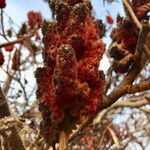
<box><xmin>36</xmin><ymin>0</ymin><xmax>105</xmax><ymax>146</ymax></box>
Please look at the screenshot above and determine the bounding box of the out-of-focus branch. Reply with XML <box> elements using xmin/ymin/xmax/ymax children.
<box><xmin>107</xmin><ymin>127</ymin><xmax>121</xmax><ymax>150</ymax></box>
<box><xmin>94</xmin><ymin>95</ymin><xmax>150</xmax><ymax>124</ymax></box>
<box><xmin>0</xmin><ymin>87</ymin><xmax>25</xmax><ymax>150</ymax></box>
<box><xmin>0</xmin><ymin>116</ymin><xmax>21</xmax><ymax>133</ymax></box>
<box><xmin>0</xmin><ymin>9</ymin><xmax>8</xmax><ymax>41</ymax></box>
<box><xmin>2</xmin><ymin>71</ymin><xmax>15</xmax><ymax>94</ymax></box>
<box><xmin>2</xmin><ymin>44</ymin><xmax>23</xmax><ymax>94</ymax></box>
<box><xmin>0</xmin><ymin>29</ymin><xmax>37</xmax><ymax>48</ymax></box>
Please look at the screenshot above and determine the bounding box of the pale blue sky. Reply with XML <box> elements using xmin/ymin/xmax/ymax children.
<box><xmin>6</xmin><ymin>0</ymin><xmax>124</xmax><ymax>28</ymax></box>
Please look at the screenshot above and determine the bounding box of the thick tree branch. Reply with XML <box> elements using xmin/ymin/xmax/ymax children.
<box><xmin>126</xmin><ymin>80</ymin><xmax>150</xmax><ymax>94</ymax></box>
<box><xmin>123</xmin><ymin>0</ymin><xmax>142</xmax><ymax>30</ymax></box>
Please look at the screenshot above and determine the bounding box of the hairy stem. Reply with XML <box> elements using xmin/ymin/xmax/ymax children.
<box><xmin>59</xmin><ymin>131</ymin><xmax>68</xmax><ymax>150</ymax></box>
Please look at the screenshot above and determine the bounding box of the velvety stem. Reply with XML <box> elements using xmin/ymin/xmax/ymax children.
<box><xmin>59</xmin><ymin>131</ymin><xmax>68</xmax><ymax>150</ymax></box>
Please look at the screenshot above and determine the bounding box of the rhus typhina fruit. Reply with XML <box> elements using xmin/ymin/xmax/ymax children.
<box><xmin>36</xmin><ymin>0</ymin><xmax>105</xmax><ymax>145</ymax></box>
<box><xmin>109</xmin><ymin>0</ymin><xmax>149</xmax><ymax>73</ymax></box>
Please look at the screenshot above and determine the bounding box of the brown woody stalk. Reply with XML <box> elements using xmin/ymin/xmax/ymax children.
<box><xmin>126</xmin><ymin>80</ymin><xmax>150</xmax><ymax>94</ymax></box>
<box><xmin>123</xmin><ymin>0</ymin><xmax>142</xmax><ymax>30</ymax></box>
<box><xmin>59</xmin><ymin>131</ymin><xmax>68</xmax><ymax>150</ymax></box>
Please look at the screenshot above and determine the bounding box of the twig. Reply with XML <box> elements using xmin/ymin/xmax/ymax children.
<box><xmin>107</xmin><ymin>127</ymin><xmax>121</xmax><ymax>149</ymax></box>
<box><xmin>2</xmin><ymin>70</ymin><xmax>15</xmax><ymax>94</ymax></box>
<box><xmin>94</xmin><ymin>97</ymin><xmax>150</xmax><ymax>125</ymax></box>
<box><xmin>2</xmin><ymin>45</ymin><xmax>23</xmax><ymax>94</ymax></box>
<box><xmin>69</xmin><ymin>118</ymin><xmax>92</xmax><ymax>143</ymax></box>
<box><xmin>0</xmin><ymin>29</ymin><xmax>37</xmax><ymax>48</ymax></box>
<box><xmin>0</xmin><ymin>9</ymin><xmax>9</xmax><ymax>41</ymax></box>
<box><xmin>105</xmin><ymin>67</ymin><xmax>113</xmax><ymax>94</ymax></box>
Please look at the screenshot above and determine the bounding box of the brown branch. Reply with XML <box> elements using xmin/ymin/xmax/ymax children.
<box><xmin>2</xmin><ymin>44</ymin><xmax>23</xmax><ymax>94</ymax></box>
<box><xmin>0</xmin><ymin>9</ymin><xmax>9</xmax><ymax>41</ymax></box>
<box><xmin>126</xmin><ymin>80</ymin><xmax>150</xmax><ymax>94</ymax></box>
<box><xmin>107</xmin><ymin>127</ymin><xmax>121</xmax><ymax>150</ymax></box>
<box><xmin>0</xmin><ymin>87</ymin><xmax>25</xmax><ymax>150</ymax></box>
<box><xmin>69</xmin><ymin>120</ymin><xmax>90</xmax><ymax>143</ymax></box>
<box><xmin>134</xmin><ymin>21</ymin><xmax>150</xmax><ymax>62</ymax></box>
<box><xmin>0</xmin><ymin>29</ymin><xmax>37</xmax><ymax>48</ymax></box>
<box><xmin>123</xmin><ymin>0</ymin><xmax>142</xmax><ymax>30</ymax></box>
<box><xmin>143</xmin><ymin>44</ymin><xmax>150</xmax><ymax>58</ymax></box>
<box><xmin>94</xmin><ymin>95</ymin><xmax>150</xmax><ymax>125</ymax></box>
<box><xmin>2</xmin><ymin>71</ymin><xmax>15</xmax><ymax>94</ymax></box>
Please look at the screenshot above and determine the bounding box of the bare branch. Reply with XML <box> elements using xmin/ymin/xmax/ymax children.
<box><xmin>0</xmin><ymin>29</ymin><xmax>37</xmax><ymax>48</ymax></box>
<box><xmin>123</xmin><ymin>0</ymin><xmax>142</xmax><ymax>30</ymax></box>
<box><xmin>107</xmin><ymin>127</ymin><xmax>121</xmax><ymax>149</ymax></box>
<box><xmin>126</xmin><ymin>80</ymin><xmax>150</xmax><ymax>94</ymax></box>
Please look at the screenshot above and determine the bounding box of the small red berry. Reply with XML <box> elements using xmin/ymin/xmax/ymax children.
<box><xmin>27</xmin><ymin>11</ymin><xmax>42</xmax><ymax>29</ymax></box>
<box><xmin>7</xmin><ymin>29</ymin><xmax>12</xmax><ymax>37</ymax></box>
<box><xmin>0</xmin><ymin>50</ymin><xmax>4</xmax><ymax>66</ymax></box>
<box><xmin>0</xmin><ymin>0</ymin><xmax>6</xmax><ymax>8</ymax></box>
<box><xmin>12</xmin><ymin>51</ymin><xmax>20</xmax><ymax>70</ymax></box>
<box><xmin>5</xmin><ymin>45</ymin><xmax>14</xmax><ymax>52</ymax></box>
<box><xmin>36</xmin><ymin>34</ymin><xmax>41</xmax><ymax>41</ymax></box>
<box><xmin>106</xmin><ymin>15</ymin><xmax>114</xmax><ymax>25</ymax></box>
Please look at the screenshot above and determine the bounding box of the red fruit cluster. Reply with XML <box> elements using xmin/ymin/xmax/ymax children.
<box><xmin>109</xmin><ymin>19</ymin><xmax>138</xmax><ymax>73</ymax></box>
<box><xmin>12</xmin><ymin>51</ymin><xmax>20</xmax><ymax>70</ymax></box>
<box><xmin>36</xmin><ymin>0</ymin><xmax>105</xmax><ymax>145</ymax></box>
<box><xmin>0</xmin><ymin>0</ymin><xmax>6</xmax><ymax>8</ymax></box>
<box><xmin>0</xmin><ymin>50</ymin><xmax>4</xmax><ymax>66</ymax></box>
<box><xmin>106</xmin><ymin>15</ymin><xmax>114</xmax><ymax>25</ymax></box>
<box><xmin>35</xmin><ymin>34</ymin><xmax>41</xmax><ymax>41</ymax></box>
<box><xmin>109</xmin><ymin>0</ymin><xmax>149</xmax><ymax>73</ymax></box>
<box><xmin>5</xmin><ymin>45</ymin><xmax>14</xmax><ymax>52</ymax></box>
<box><xmin>27</xmin><ymin>11</ymin><xmax>42</xmax><ymax>29</ymax></box>
<box><xmin>132</xmin><ymin>0</ymin><xmax>150</xmax><ymax>20</ymax></box>
<box><xmin>7</xmin><ymin>29</ymin><xmax>12</xmax><ymax>37</ymax></box>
